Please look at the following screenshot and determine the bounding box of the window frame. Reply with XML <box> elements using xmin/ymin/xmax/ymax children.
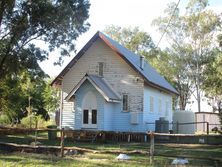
<box><xmin>158</xmin><ymin>99</ymin><xmax>162</xmax><ymax>113</ymax></box>
<box><xmin>98</xmin><ymin>62</ymin><xmax>104</xmax><ymax>76</ymax></box>
<box><xmin>122</xmin><ymin>94</ymin><xmax>129</xmax><ymax>112</ymax></box>
<box><xmin>92</xmin><ymin>109</ymin><xmax>97</xmax><ymax>124</ymax></box>
<box><xmin>83</xmin><ymin>109</ymin><xmax>89</xmax><ymax>124</ymax></box>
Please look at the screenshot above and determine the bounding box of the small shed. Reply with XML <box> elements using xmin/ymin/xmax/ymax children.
<box><xmin>195</xmin><ymin>112</ymin><xmax>220</xmax><ymax>133</ymax></box>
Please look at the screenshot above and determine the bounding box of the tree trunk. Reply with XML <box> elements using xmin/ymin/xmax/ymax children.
<box><xmin>0</xmin><ymin>1</ymin><xmax>6</xmax><ymax>27</ymax></box>
<box><xmin>180</xmin><ymin>95</ymin><xmax>186</xmax><ymax>110</ymax></box>
<box><xmin>197</xmin><ymin>90</ymin><xmax>201</xmax><ymax>112</ymax></box>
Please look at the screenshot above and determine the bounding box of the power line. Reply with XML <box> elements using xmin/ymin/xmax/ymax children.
<box><xmin>156</xmin><ymin>0</ymin><xmax>181</xmax><ymax>48</ymax></box>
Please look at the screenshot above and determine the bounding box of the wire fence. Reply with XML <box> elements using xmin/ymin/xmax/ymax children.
<box><xmin>145</xmin><ymin>121</ymin><xmax>221</xmax><ymax>134</ymax></box>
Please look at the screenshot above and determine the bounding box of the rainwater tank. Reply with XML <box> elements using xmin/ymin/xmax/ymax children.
<box><xmin>155</xmin><ymin>117</ymin><xmax>169</xmax><ymax>133</ymax></box>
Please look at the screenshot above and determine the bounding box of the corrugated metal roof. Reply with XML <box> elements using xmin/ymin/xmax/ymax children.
<box><xmin>52</xmin><ymin>31</ymin><xmax>178</xmax><ymax>95</ymax></box>
<box><xmin>99</xmin><ymin>32</ymin><xmax>178</xmax><ymax>94</ymax></box>
<box><xmin>88</xmin><ymin>75</ymin><xmax>120</xmax><ymax>101</ymax></box>
<box><xmin>65</xmin><ymin>74</ymin><xmax>120</xmax><ymax>102</ymax></box>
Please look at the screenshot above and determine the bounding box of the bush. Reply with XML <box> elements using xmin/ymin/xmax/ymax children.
<box><xmin>0</xmin><ymin>114</ymin><xmax>11</xmax><ymax>125</ymax></box>
<box><xmin>20</xmin><ymin>114</ymin><xmax>50</xmax><ymax>128</ymax></box>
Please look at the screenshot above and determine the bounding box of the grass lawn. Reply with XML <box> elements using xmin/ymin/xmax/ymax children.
<box><xmin>0</xmin><ymin>149</ymin><xmax>220</xmax><ymax>167</ymax></box>
<box><xmin>0</xmin><ymin>151</ymin><xmax>171</xmax><ymax>167</ymax></box>
<box><xmin>0</xmin><ymin>132</ymin><xmax>222</xmax><ymax>166</ymax></box>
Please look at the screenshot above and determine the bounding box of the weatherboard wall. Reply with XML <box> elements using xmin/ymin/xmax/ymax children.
<box><xmin>104</xmin><ymin>102</ymin><xmax>114</xmax><ymax>131</ymax></box>
<box><xmin>61</xmin><ymin>38</ymin><xmax>144</xmax><ymax>128</ymax></box>
<box><xmin>61</xmin><ymin>80</ymin><xmax>173</xmax><ymax>132</ymax></box>
<box><xmin>74</xmin><ymin>80</ymin><xmax>105</xmax><ymax>130</ymax></box>
<box><xmin>59</xmin><ymin>37</ymin><xmax>174</xmax><ymax>131</ymax></box>
<box><xmin>143</xmin><ymin>85</ymin><xmax>173</xmax><ymax>131</ymax></box>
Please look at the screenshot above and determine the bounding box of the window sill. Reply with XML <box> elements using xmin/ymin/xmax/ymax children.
<box><xmin>121</xmin><ymin>110</ymin><xmax>130</xmax><ymax>113</ymax></box>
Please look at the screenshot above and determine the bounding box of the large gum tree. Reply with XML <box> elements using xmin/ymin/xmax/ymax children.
<box><xmin>0</xmin><ymin>0</ymin><xmax>90</xmax><ymax>80</ymax></box>
<box><xmin>152</xmin><ymin>0</ymin><xmax>220</xmax><ymax>111</ymax></box>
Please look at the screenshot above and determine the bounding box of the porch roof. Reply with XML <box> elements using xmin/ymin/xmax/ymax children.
<box><xmin>65</xmin><ymin>74</ymin><xmax>121</xmax><ymax>102</ymax></box>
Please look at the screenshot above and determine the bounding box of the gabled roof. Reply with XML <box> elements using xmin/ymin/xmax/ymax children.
<box><xmin>52</xmin><ymin>31</ymin><xmax>178</xmax><ymax>95</ymax></box>
<box><xmin>65</xmin><ymin>74</ymin><xmax>121</xmax><ymax>102</ymax></box>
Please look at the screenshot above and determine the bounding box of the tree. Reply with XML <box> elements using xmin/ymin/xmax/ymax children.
<box><xmin>104</xmin><ymin>25</ymin><xmax>155</xmax><ymax>60</ymax></box>
<box><xmin>156</xmin><ymin>49</ymin><xmax>194</xmax><ymax>110</ymax></box>
<box><xmin>152</xmin><ymin>0</ymin><xmax>220</xmax><ymax>111</ymax></box>
<box><xmin>0</xmin><ymin>0</ymin><xmax>90</xmax><ymax>80</ymax></box>
<box><xmin>202</xmin><ymin>49</ymin><xmax>222</xmax><ymax>129</ymax></box>
<box><xmin>0</xmin><ymin>69</ymin><xmax>60</xmax><ymax>125</ymax></box>
<box><xmin>104</xmin><ymin>26</ymin><xmax>181</xmax><ymax>109</ymax></box>
<box><xmin>43</xmin><ymin>79</ymin><xmax>60</xmax><ymax>113</ymax></box>
<box><xmin>202</xmin><ymin>49</ymin><xmax>222</xmax><ymax>113</ymax></box>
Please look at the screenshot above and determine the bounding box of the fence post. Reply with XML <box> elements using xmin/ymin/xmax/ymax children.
<box><xmin>149</xmin><ymin>131</ymin><xmax>154</xmax><ymax>164</ymax></box>
<box><xmin>127</xmin><ymin>134</ymin><xmax>130</xmax><ymax>142</ymax></box>
<box><xmin>206</xmin><ymin>122</ymin><xmax>209</xmax><ymax>135</ymax></box>
<box><xmin>60</xmin><ymin>128</ymin><xmax>64</xmax><ymax>157</ymax></box>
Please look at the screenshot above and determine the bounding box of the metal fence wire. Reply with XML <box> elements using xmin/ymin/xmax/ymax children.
<box><xmin>145</xmin><ymin>121</ymin><xmax>221</xmax><ymax>134</ymax></box>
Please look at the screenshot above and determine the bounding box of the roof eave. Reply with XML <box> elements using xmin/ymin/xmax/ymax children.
<box><xmin>51</xmin><ymin>31</ymin><xmax>178</xmax><ymax>96</ymax></box>
<box><xmin>99</xmin><ymin>33</ymin><xmax>178</xmax><ymax>96</ymax></box>
<box><xmin>144</xmin><ymin>80</ymin><xmax>178</xmax><ymax>95</ymax></box>
<box><xmin>51</xmin><ymin>31</ymin><xmax>101</xmax><ymax>87</ymax></box>
<box><xmin>65</xmin><ymin>74</ymin><xmax>121</xmax><ymax>102</ymax></box>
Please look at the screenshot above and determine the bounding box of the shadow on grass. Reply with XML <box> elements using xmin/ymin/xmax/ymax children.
<box><xmin>0</xmin><ymin>134</ymin><xmax>222</xmax><ymax>166</ymax></box>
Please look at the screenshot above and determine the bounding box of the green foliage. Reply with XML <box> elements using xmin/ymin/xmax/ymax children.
<box><xmin>104</xmin><ymin>25</ymin><xmax>155</xmax><ymax>59</ymax></box>
<box><xmin>43</xmin><ymin>79</ymin><xmax>60</xmax><ymax>113</ymax></box>
<box><xmin>0</xmin><ymin>73</ymin><xmax>28</xmax><ymax>123</ymax></box>
<box><xmin>202</xmin><ymin>50</ymin><xmax>222</xmax><ymax>114</ymax></box>
<box><xmin>0</xmin><ymin>114</ymin><xmax>11</xmax><ymax>125</ymax></box>
<box><xmin>104</xmin><ymin>25</ymin><xmax>179</xmax><ymax>109</ymax></box>
<box><xmin>203</xmin><ymin>51</ymin><xmax>222</xmax><ymax>96</ymax></box>
<box><xmin>0</xmin><ymin>0</ymin><xmax>90</xmax><ymax>79</ymax></box>
<box><xmin>0</xmin><ymin>0</ymin><xmax>87</xmax><ymax>125</ymax></box>
<box><xmin>20</xmin><ymin>114</ymin><xmax>39</xmax><ymax>128</ymax></box>
<box><xmin>20</xmin><ymin>113</ymin><xmax>53</xmax><ymax>128</ymax></box>
<box><xmin>0</xmin><ymin>70</ymin><xmax>59</xmax><ymax>125</ymax></box>
<box><xmin>152</xmin><ymin>0</ymin><xmax>221</xmax><ymax>110</ymax></box>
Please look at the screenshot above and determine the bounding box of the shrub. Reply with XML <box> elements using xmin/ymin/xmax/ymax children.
<box><xmin>0</xmin><ymin>114</ymin><xmax>11</xmax><ymax>125</ymax></box>
<box><xmin>20</xmin><ymin>114</ymin><xmax>49</xmax><ymax>128</ymax></box>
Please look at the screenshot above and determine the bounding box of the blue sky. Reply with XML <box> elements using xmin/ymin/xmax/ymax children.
<box><xmin>38</xmin><ymin>0</ymin><xmax>222</xmax><ymax>78</ymax></box>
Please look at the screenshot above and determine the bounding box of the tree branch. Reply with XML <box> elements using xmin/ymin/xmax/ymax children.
<box><xmin>0</xmin><ymin>1</ymin><xmax>6</xmax><ymax>29</ymax></box>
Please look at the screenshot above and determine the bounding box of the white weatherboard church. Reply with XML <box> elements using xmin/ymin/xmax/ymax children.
<box><xmin>52</xmin><ymin>31</ymin><xmax>178</xmax><ymax>132</ymax></box>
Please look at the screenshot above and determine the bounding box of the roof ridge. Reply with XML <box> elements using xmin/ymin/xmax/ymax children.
<box><xmin>99</xmin><ymin>31</ymin><xmax>178</xmax><ymax>95</ymax></box>
<box><xmin>52</xmin><ymin>30</ymin><xmax>178</xmax><ymax>95</ymax></box>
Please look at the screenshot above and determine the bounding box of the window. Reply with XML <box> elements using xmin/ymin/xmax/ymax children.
<box><xmin>92</xmin><ymin>110</ymin><xmax>97</xmax><ymax>124</ymax></box>
<box><xmin>150</xmin><ymin>96</ymin><xmax>154</xmax><ymax>112</ymax></box>
<box><xmin>98</xmin><ymin>62</ymin><xmax>104</xmax><ymax>76</ymax></box>
<box><xmin>122</xmin><ymin>94</ymin><xmax>128</xmax><ymax>111</ymax></box>
<box><xmin>83</xmin><ymin>110</ymin><xmax>88</xmax><ymax>124</ymax></box>
<box><xmin>158</xmin><ymin>99</ymin><xmax>162</xmax><ymax>113</ymax></box>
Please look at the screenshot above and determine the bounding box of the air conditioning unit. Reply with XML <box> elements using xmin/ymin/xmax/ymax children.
<box><xmin>131</xmin><ymin>112</ymin><xmax>139</xmax><ymax>124</ymax></box>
